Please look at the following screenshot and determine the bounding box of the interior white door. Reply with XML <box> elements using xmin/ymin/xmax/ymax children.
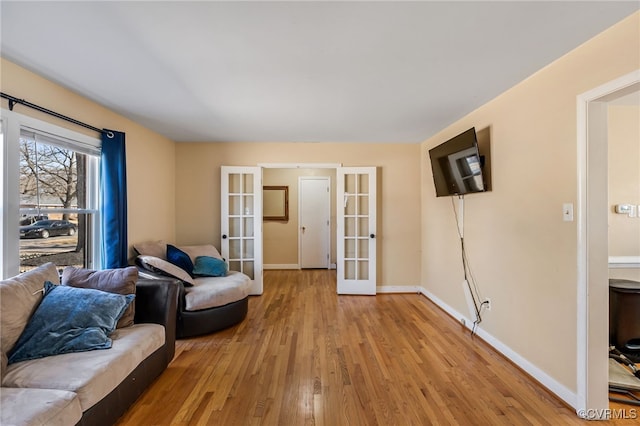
<box><xmin>220</xmin><ymin>166</ymin><xmax>263</xmax><ymax>295</ymax></box>
<box><xmin>336</xmin><ymin>167</ymin><xmax>377</xmax><ymax>295</ymax></box>
<box><xmin>299</xmin><ymin>177</ymin><xmax>330</xmax><ymax>269</ymax></box>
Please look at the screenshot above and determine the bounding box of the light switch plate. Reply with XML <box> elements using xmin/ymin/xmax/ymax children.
<box><xmin>563</xmin><ymin>203</ymin><xmax>574</xmax><ymax>222</ymax></box>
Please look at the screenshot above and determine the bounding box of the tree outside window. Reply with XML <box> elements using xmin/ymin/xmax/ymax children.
<box><xmin>19</xmin><ymin>134</ymin><xmax>97</xmax><ymax>272</ymax></box>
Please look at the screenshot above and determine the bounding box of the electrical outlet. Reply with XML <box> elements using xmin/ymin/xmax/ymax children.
<box><xmin>484</xmin><ymin>298</ymin><xmax>491</xmax><ymax>311</ymax></box>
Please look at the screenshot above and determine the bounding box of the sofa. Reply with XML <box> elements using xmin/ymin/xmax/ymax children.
<box><xmin>133</xmin><ymin>241</ymin><xmax>252</xmax><ymax>338</ymax></box>
<box><xmin>0</xmin><ymin>263</ymin><xmax>178</xmax><ymax>426</ymax></box>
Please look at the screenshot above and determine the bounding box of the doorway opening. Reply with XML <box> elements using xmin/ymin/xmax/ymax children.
<box><xmin>262</xmin><ymin>166</ymin><xmax>337</xmax><ymax>270</ymax></box>
<box><xmin>259</xmin><ymin>164</ymin><xmax>378</xmax><ymax>295</ymax></box>
<box><xmin>577</xmin><ymin>71</ymin><xmax>639</xmax><ymax>416</ymax></box>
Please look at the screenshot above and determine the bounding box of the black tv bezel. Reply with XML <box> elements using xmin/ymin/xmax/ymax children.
<box><xmin>428</xmin><ymin>127</ymin><xmax>486</xmax><ymax>197</ymax></box>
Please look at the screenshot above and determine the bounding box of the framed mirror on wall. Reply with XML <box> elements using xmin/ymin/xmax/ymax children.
<box><xmin>263</xmin><ymin>186</ymin><xmax>289</xmax><ymax>221</ymax></box>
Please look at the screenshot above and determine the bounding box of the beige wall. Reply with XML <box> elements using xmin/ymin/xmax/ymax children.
<box><xmin>420</xmin><ymin>12</ymin><xmax>639</xmax><ymax>394</ymax></box>
<box><xmin>1</xmin><ymin>58</ymin><xmax>178</xmax><ymax>258</ymax></box>
<box><xmin>4</xmin><ymin>10</ymin><xmax>637</xmax><ymax>401</ymax></box>
<box><xmin>263</xmin><ymin>168</ymin><xmax>337</xmax><ymax>266</ymax></box>
<box><xmin>608</xmin><ymin>104</ymin><xmax>640</xmax><ymax>281</ymax></box>
<box><xmin>175</xmin><ymin>142</ymin><xmax>421</xmax><ymax>286</ymax></box>
<box><xmin>2</xmin><ymin>57</ymin><xmax>421</xmax><ymax>286</ymax></box>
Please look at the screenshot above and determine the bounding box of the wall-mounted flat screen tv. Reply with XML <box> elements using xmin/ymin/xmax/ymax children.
<box><xmin>428</xmin><ymin>127</ymin><xmax>486</xmax><ymax>197</ymax></box>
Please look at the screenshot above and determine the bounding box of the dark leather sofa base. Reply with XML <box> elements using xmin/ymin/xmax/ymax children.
<box><xmin>177</xmin><ymin>297</ymin><xmax>248</xmax><ymax>339</ymax></box>
<box><xmin>75</xmin><ymin>277</ymin><xmax>179</xmax><ymax>426</ymax></box>
<box><xmin>77</xmin><ymin>345</ymin><xmax>166</xmax><ymax>426</ymax></box>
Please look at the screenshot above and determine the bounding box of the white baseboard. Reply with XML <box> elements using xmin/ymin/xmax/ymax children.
<box><xmin>262</xmin><ymin>275</ymin><xmax>577</xmax><ymax>409</ymax></box>
<box><xmin>377</xmin><ymin>285</ymin><xmax>421</xmax><ymax>293</ymax></box>
<box><xmin>418</xmin><ymin>286</ymin><xmax>578</xmax><ymax>409</ymax></box>
<box><xmin>265</xmin><ymin>264</ymin><xmax>340</xmax><ymax>270</ymax></box>
<box><xmin>264</xmin><ymin>264</ymin><xmax>299</xmax><ymax>270</ymax></box>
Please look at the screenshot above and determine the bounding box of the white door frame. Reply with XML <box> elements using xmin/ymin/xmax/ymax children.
<box><xmin>576</xmin><ymin>69</ymin><xmax>640</xmax><ymax>417</ymax></box>
<box><xmin>260</xmin><ymin>163</ymin><xmax>339</xmax><ymax>271</ymax></box>
<box><xmin>298</xmin><ymin>176</ymin><xmax>331</xmax><ymax>269</ymax></box>
<box><xmin>260</xmin><ymin>163</ymin><xmax>378</xmax><ymax>295</ymax></box>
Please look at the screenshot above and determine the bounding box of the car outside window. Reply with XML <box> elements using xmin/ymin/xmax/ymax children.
<box><xmin>18</xmin><ymin>128</ymin><xmax>100</xmax><ymax>273</ymax></box>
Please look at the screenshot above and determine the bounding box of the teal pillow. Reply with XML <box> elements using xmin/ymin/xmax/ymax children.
<box><xmin>8</xmin><ymin>281</ymin><xmax>134</xmax><ymax>364</ymax></box>
<box><xmin>166</xmin><ymin>244</ymin><xmax>194</xmax><ymax>276</ymax></box>
<box><xmin>192</xmin><ymin>256</ymin><xmax>228</xmax><ymax>277</ymax></box>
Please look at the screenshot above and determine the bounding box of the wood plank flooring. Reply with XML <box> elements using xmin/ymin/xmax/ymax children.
<box><xmin>117</xmin><ymin>270</ymin><xmax>637</xmax><ymax>425</ymax></box>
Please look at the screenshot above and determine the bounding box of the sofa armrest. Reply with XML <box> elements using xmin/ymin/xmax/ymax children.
<box><xmin>134</xmin><ymin>277</ymin><xmax>179</xmax><ymax>363</ymax></box>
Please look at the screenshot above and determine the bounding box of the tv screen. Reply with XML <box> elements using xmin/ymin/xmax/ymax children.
<box><xmin>428</xmin><ymin>127</ymin><xmax>486</xmax><ymax>197</ymax></box>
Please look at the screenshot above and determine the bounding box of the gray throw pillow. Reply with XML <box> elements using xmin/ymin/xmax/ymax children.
<box><xmin>62</xmin><ymin>266</ymin><xmax>138</xmax><ymax>328</ymax></box>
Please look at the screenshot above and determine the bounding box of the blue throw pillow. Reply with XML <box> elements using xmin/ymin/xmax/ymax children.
<box><xmin>166</xmin><ymin>244</ymin><xmax>194</xmax><ymax>276</ymax></box>
<box><xmin>192</xmin><ymin>256</ymin><xmax>228</xmax><ymax>277</ymax></box>
<box><xmin>8</xmin><ymin>281</ymin><xmax>134</xmax><ymax>364</ymax></box>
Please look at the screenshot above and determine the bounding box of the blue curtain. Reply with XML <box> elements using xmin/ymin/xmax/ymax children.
<box><xmin>100</xmin><ymin>130</ymin><xmax>128</xmax><ymax>268</ymax></box>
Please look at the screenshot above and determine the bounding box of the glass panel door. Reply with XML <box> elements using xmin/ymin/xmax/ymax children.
<box><xmin>336</xmin><ymin>167</ymin><xmax>376</xmax><ymax>295</ymax></box>
<box><xmin>221</xmin><ymin>166</ymin><xmax>263</xmax><ymax>295</ymax></box>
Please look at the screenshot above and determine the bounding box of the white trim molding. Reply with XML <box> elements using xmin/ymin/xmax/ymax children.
<box><xmin>608</xmin><ymin>256</ymin><xmax>640</xmax><ymax>268</ymax></box>
<box><xmin>356</xmin><ymin>282</ymin><xmax>580</xmax><ymax>409</ymax></box>
<box><xmin>418</xmin><ymin>287</ymin><xmax>578</xmax><ymax>409</ymax></box>
<box><xmin>258</xmin><ymin>163</ymin><xmax>342</xmax><ymax>169</ymax></box>
<box><xmin>264</xmin><ymin>264</ymin><xmax>299</xmax><ymax>270</ymax></box>
<box><xmin>0</xmin><ymin>109</ymin><xmax>102</xmax><ymax>278</ymax></box>
<box><xmin>576</xmin><ymin>69</ymin><xmax>640</xmax><ymax>416</ymax></box>
<box><xmin>377</xmin><ymin>285</ymin><xmax>421</xmax><ymax>294</ymax></box>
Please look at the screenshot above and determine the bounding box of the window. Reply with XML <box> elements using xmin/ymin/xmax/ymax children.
<box><xmin>1</xmin><ymin>118</ymin><xmax>6</xmax><ymax>275</ymax></box>
<box><xmin>19</xmin><ymin>129</ymin><xmax>100</xmax><ymax>272</ymax></box>
<box><xmin>1</xmin><ymin>111</ymin><xmax>101</xmax><ymax>277</ymax></box>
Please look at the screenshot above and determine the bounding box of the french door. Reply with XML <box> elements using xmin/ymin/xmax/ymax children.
<box><xmin>336</xmin><ymin>167</ymin><xmax>377</xmax><ymax>295</ymax></box>
<box><xmin>220</xmin><ymin>166</ymin><xmax>263</xmax><ymax>295</ymax></box>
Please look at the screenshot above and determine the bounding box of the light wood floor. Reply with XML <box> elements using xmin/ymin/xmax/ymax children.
<box><xmin>117</xmin><ymin>270</ymin><xmax>637</xmax><ymax>425</ymax></box>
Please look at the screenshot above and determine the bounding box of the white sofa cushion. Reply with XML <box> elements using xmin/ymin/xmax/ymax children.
<box><xmin>1</xmin><ymin>263</ymin><xmax>59</xmax><ymax>381</ymax></box>
<box><xmin>2</xmin><ymin>323</ymin><xmax>164</xmax><ymax>412</ymax></box>
<box><xmin>185</xmin><ymin>271</ymin><xmax>252</xmax><ymax>311</ymax></box>
<box><xmin>0</xmin><ymin>387</ymin><xmax>82</xmax><ymax>426</ymax></box>
<box><xmin>1</xmin><ymin>263</ymin><xmax>60</xmax><ymax>355</ymax></box>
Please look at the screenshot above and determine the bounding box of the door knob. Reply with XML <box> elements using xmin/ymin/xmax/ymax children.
<box><xmin>222</xmin><ymin>234</ymin><xmax>227</xmax><ymax>239</ymax></box>
<box><xmin>370</xmin><ymin>234</ymin><xmax>375</xmax><ymax>238</ymax></box>
<box><xmin>302</xmin><ymin>226</ymin><xmax>306</xmax><ymax>232</ymax></box>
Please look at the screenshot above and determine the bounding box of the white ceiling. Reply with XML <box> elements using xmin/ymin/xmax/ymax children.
<box><xmin>1</xmin><ymin>1</ymin><xmax>638</xmax><ymax>143</ymax></box>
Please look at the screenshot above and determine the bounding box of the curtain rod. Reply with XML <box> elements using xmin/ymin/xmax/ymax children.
<box><xmin>1</xmin><ymin>92</ymin><xmax>106</xmax><ymax>135</ymax></box>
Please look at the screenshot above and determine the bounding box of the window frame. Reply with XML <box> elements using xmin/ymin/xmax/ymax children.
<box><xmin>1</xmin><ymin>109</ymin><xmax>102</xmax><ymax>278</ymax></box>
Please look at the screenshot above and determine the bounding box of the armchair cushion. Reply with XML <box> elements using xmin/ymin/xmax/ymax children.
<box><xmin>133</xmin><ymin>240</ymin><xmax>167</xmax><ymax>260</ymax></box>
<box><xmin>133</xmin><ymin>241</ymin><xmax>222</xmax><ymax>264</ymax></box>
<box><xmin>166</xmin><ymin>245</ymin><xmax>195</xmax><ymax>276</ymax></box>
<box><xmin>179</xmin><ymin>244</ymin><xmax>223</xmax><ymax>262</ymax></box>
<box><xmin>193</xmin><ymin>256</ymin><xmax>228</xmax><ymax>277</ymax></box>
<box><xmin>136</xmin><ymin>255</ymin><xmax>195</xmax><ymax>286</ymax></box>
